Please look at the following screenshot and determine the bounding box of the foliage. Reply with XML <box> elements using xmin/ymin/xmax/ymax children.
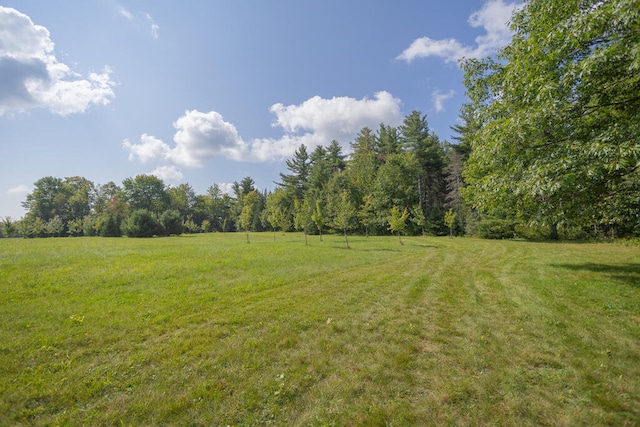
<box><xmin>278</xmin><ymin>144</ymin><xmax>310</xmax><ymax>201</ymax></box>
<box><xmin>239</xmin><ymin>191</ymin><xmax>262</xmax><ymax>242</ymax></box>
<box><xmin>123</xmin><ymin>209</ymin><xmax>161</xmax><ymax>238</ymax></box>
<box><xmin>462</xmin><ymin>0</ymin><xmax>640</xmax><ymax>233</ymax></box>
<box><xmin>476</xmin><ymin>218</ymin><xmax>515</xmax><ymax>240</ymax></box>
<box><xmin>294</xmin><ymin>198</ymin><xmax>314</xmax><ymax>245</ymax></box>
<box><xmin>122</xmin><ymin>175</ymin><xmax>169</xmax><ymax>214</ymax></box>
<box><xmin>1</xmin><ymin>217</ymin><xmax>18</xmax><ymax>238</ymax></box>
<box><xmin>100</xmin><ymin>214</ymin><xmax>122</xmax><ymax>237</ymax></box>
<box><xmin>332</xmin><ymin>190</ymin><xmax>358</xmax><ymax>248</ymax></box>
<box><xmin>159</xmin><ymin>210</ymin><xmax>184</xmax><ymax>236</ymax></box>
<box><xmin>387</xmin><ymin>205</ymin><xmax>409</xmax><ymax>244</ymax></box>
<box><xmin>444</xmin><ymin>208</ymin><xmax>457</xmax><ymax>237</ymax></box>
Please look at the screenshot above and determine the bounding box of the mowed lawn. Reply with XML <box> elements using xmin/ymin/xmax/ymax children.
<box><xmin>1</xmin><ymin>233</ymin><xmax>638</xmax><ymax>426</ymax></box>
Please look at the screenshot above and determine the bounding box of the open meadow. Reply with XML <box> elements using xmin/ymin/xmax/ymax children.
<box><xmin>1</xmin><ymin>233</ymin><xmax>639</xmax><ymax>426</ymax></box>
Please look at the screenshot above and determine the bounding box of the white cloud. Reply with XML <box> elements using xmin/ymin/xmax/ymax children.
<box><xmin>123</xmin><ymin>110</ymin><xmax>247</xmax><ymax>166</ymax></box>
<box><xmin>151</xmin><ymin>165</ymin><xmax>183</xmax><ymax>182</ymax></box>
<box><xmin>124</xmin><ymin>92</ymin><xmax>403</xmax><ymax>166</ymax></box>
<box><xmin>396</xmin><ymin>0</ymin><xmax>522</xmax><ymax>64</ymax></box>
<box><xmin>123</xmin><ymin>133</ymin><xmax>170</xmax><ymax>163</ymax></box>
<box><xmin>144</xmin><ymin>13</ymin><xmax>160</xmax><ymax>39</ymax></box>
<box><xmin>397</xmin><ymin>38</ymin><xmax>470</xmax><ymax>64</ymax></box>
<box><xmin>170</xmin><ymin>110</ymin><xmax>246</xmax><ymax>166</ymax></box>
<box><xmin>7</xmin><ymin>184</ymin><xmax>30</xmax><ymax>195</ymax></box>
<box><xmin>116</xmin><ymin>5</ymin><xmax>133</xmax><ymax>20</ymax></box>
<box><xmin>218</xmin><ymin>183</ymin><xmax>235</xmax><ymax>195</ymax></box>
<box><xmin>432</xmin><ymin>90</ymin><xmax>455</xmax><ymax>112</ymax></box>
<box><xmin>258</xmin><ymin>91</ymin><xmax>403</xmax><ymax>160</ymax></box>
<box><xmin>0</xmin><ymin>6</ymin><xmax>115</xmax><ymax>115</ymax></box>
<box><xmin>116</xmin><ymin>6</ymin><xmax>159</xmax><ymax>39</ymax></box>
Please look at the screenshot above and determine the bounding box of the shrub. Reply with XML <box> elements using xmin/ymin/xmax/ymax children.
<box><xmin>100</xmin><ymin>215</ymin><xmax>122</xmax><ymax>237</ymax></box>
<box><xmin>477</xmin><ymin>218</ymin><xmax>515</xmax><ymax>239</ymax></box>
<box><xmin>159</xmin><ymin>210</ymin><xmax>184</xmax><ymax>236</ymax></box>
<box><xmin>124</xmin><ymin>209</ymin><xmax>161</xmax><ymax>238</ymax></box>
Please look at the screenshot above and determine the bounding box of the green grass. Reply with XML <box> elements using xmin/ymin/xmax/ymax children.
<box><xmin>1</xmin><ymin>233</ymin><xmax>639</xmax><ymax>426</ymax></box>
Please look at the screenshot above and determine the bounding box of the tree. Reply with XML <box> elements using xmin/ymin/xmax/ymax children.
<box><xmin>373</xmin><ymin>152</ymin><xmax>419</xmax><ymax>231</ymax></box>
<box><xmin>100</xmin><ymin>214</ymin><xmax>122</xmax><ymax>237</ymax></box>
<box><xmin>311</xmin><ymin>199</ymin><xmax>327</xmax><ymax>242</ymax></box>
<box><xmin>19</xmin><ymin>215</ymin><xmax>46</xmax><ymax>238</ymax></box>
<box><xmin>400</xmin><ymin>111</ymin><xmax>446</xmax><ymax>222</ymax></box>
<box><xmin>449</xmin><ymin>102</ymin><xmax>477</xmax><ymax>161</ymax></box>
<box><xmin>357</xmin><ymin>194</ymin><xmax>377</xmax><ymax>237</ymax></box>
<box><xmin>387</xmin><ymin>205</ymin><xmax>409</xmax><ymax>245</ymax></box>
<box><xmin>160</xmin><ymin>210</ymin><xmax>184</xmax><ymax>236</ymax></box>
<box><xmin>22</xmin><ymin>177</ymin><xmax>65</xmax><ymax>222</ymax></box>
<box><xmin>410</xmin><ymin>204</ymin><xmax>426</xmax><ymax>236</ymax></box>
<box><xmin>375</xmin><ymin>123</ymin><xmax>401</xmax><ymax>160</ymax></box>
<box><xmin>167</xmin><ymin>183</ymin><xmax>196</xmax><ymax>219</ymax></box>
<box><xmin>63</xmin><ymin>176</ymin><xmax>95</xmax><ymax>223</ymax></box>
<box><xmin>308</xmin><ymin>145</ymin><xmax>331</xmax><ymax>194</ymax></box>
<box><xmin>265</xmin><ymin>188</ymin><xmax>291</xmax><ymax>240</ymax></box>
<box><xmin>67</xmin><ymin>218</ymin><xmax>84</xmax><ymax>236</ymax></box>
<box><xmin>206</xmin><ymin>184</ymin><xmax>234</xmax><ymax>232</ymax></box>
<box><xmin>444</xmin><ymin>208</ymin><xmax>457</xmax><ymax>238</ymax></box>
<box><xmin>332</xmin><ymin>189</ymin><xmax>358</xmax><ymax>249</ymax></box>
<box><xmin>462</xmin><ymin>0</ymin><xmax>640</xmax><ymax>236</ymax></box>
<box><xmin>46</xmin><ymin>216</ymin><xmax>64</xmax><ymax>237</ymax></box>
<box><xmin>326</xmin><ymin>140</ymin><xmax>347</xmax><ymax>173</ymax></box>
<box><xmin>348</xmin><ymin>127</ymin><xmax>379</xmax><ymax>202</ymax></box>
<box><xmin>1</xmin><ymin>217</ymin><xmax>17</xmax><ymax>238</ymax></box>
<box><xmin>294</xmin><ymin>198</ymin><xmax>314</xmax><ymax>246</ymax></box>
<box><xmin>239</xmin><ymin>190</ymin><xmax>261</xmax><ymax>242</ymax></box>
<box><xmin>122</xmin><ymin>175</ymin><xmax>169</xmax><ymax>214</ymax></box>
<box><xmin>278</xmin><ymin>145</ymin><xmax>310</xmax><ymax>201</ymax></box>
<box><xmin>123</xmin><ymin>209</ymin><xmax>161</xmax><ymax>238</ymax></box>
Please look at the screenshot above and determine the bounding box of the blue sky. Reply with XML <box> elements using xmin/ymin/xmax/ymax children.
<box><xmin>0</xmin><ymin>0</ymin><xmax>521</xmax><ymax>219</ymax></box>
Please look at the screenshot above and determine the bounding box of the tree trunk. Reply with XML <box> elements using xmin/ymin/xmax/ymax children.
<box><xmin>549</xmin><ymin>223</ymin><xmax>558</xmax><ymax>240</ymax></box>
<box><xmin>343</xmin><ymin>229</ymin><xmax>350</xmax><ymax>249</ymax></box>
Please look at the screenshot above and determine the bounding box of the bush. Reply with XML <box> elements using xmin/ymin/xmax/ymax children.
<box><xmin>124</xmin><ymin>209</ymin><xmax>161</xmax><ymax>238</ymax></box>
<box><xmin>100</xmin><ymin>215</ymin><xmax>122</xmax><ymax>237</ymax></box>
<box><xmin>159</xmin><ymin>210</ymin><xmax>184</xmax><ymax>236</ymax></box>
<box><xmin>477</xmin><ymin>218</ymin><xmax>515</xmax><ymax>239</ymax></box>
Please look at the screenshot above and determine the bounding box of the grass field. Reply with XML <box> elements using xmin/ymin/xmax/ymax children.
<box><xmin>1</xmin><ymin>233</ymin><xmax>639</xmax><ymax>426</ymax></box>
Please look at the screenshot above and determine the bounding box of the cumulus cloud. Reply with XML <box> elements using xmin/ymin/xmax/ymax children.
<box><xmin>432</xmin><ymin>90</ymin><xmax>455</xmax><ymax>112</ymax></box>
<box><xmin>7</xmin><ymin>184</ymin><xmax>30</xmax><ymax>195</ymax></box>
<box><xmin>151</xmin><ymin>165</ymin><xmax>184</xmax><ymax>182</ymax></box>
<box><xmin>396</xmin><ymin>0</ymin><xmax>522</xmax><ymax>64</ymax></box>
<box><xmin>254</xmin><ymin>91</ymin><xmax>403</xmax><ymax>161</ymax></box>
<box><xmin>0</xmin><ymin>6</ymin><xmax>115</xmax><ymax>115</ymax></box>
<box><xmin>124</xmin><ymin>92</ymin><xmax>403</xmax><ymax>166</ymax></box>
<box><xmin>123</xmin><ymin>110</ymin><xmax>247</xmax><ymax>167</ymax></box>
<box><xmin>170</xmin><ymin>110</ymin><xmax>246</xmax><ymax>166</ymax></box>
<box><xmin>123</xmin><ymin>134</ymin><xmax>170</xmax><ymax>163</ymax></box>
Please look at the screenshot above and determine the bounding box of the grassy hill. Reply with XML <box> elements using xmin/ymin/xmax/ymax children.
<box><xmin>1</xmin><ymin>234</ymin><xmax>638</xmax><ymax>425</ymax></box>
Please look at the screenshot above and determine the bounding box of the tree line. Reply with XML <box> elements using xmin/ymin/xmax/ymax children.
<box><xmin>2</xmin><ymin>110</ymin><xmax>474</xmax><ymax>241</ymax></box>
<box><xmin>3</xmin><ymin>0</ymin><xmax>638</xmax><ymax>240</ymax></box>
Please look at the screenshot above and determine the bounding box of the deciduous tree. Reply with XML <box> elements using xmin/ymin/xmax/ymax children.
<box><xmin>463</xmin><ymin>0</ymin><xmax>640</xmax><ymax>235</ymax></box>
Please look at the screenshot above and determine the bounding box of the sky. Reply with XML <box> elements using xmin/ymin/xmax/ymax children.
<box><xmin>0</xmin><ymin>0</ymin><xmax>522</xmax><ymax>219</ymax></box>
